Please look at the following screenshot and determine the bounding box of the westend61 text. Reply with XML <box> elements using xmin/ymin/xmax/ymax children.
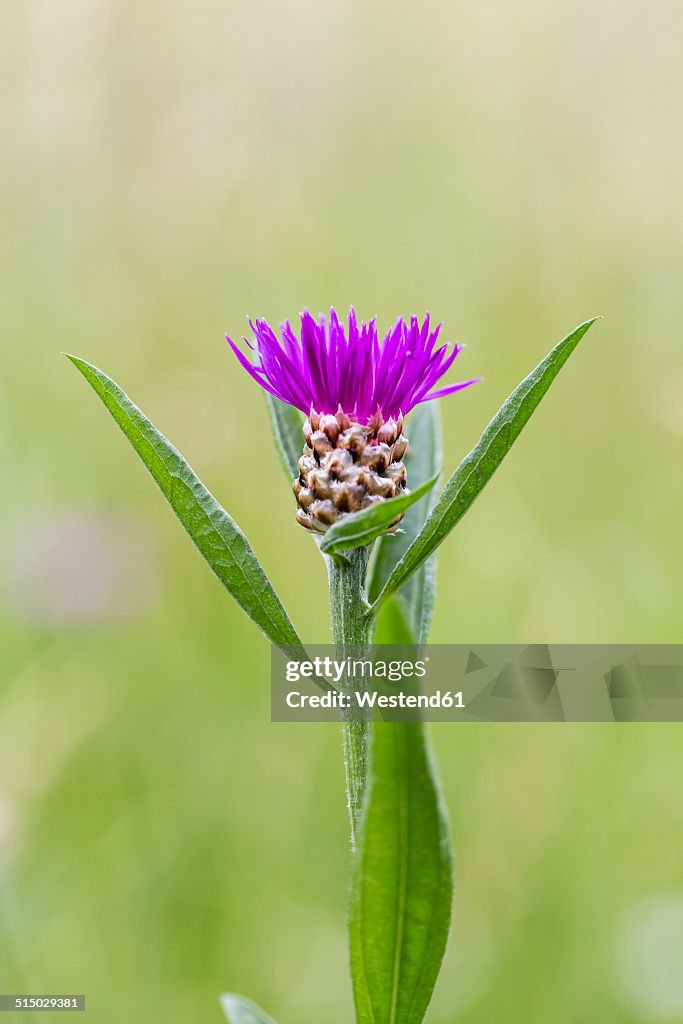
<box><xmin>285</xmin><ymin>690</ymin><xmax>465</xmax><ymax>710</ymax></box>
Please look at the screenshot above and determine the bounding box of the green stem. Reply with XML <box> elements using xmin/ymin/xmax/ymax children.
<box><xmin>326</xmin><ymin>547</ymin><xmax>372</xmax><ymax>847</ymax></box>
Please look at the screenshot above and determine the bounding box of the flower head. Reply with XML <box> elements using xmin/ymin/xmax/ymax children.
<box><xmin>227</xmin><ymin>307</ymin><xmax>478</xmax><ymax>425</ymax></box>
<box><xmin>227</xmin><ymin>307</ymin><xmax>479</xmax><ymax>534</ymax></box>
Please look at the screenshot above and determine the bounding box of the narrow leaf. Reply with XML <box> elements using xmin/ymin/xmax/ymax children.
<box><xmin>372</xmin><ymin>318</ymin><xmax>599</xmax><ymax>611</ymax></box>
<box><xmin>265</xmin><ymin>392</ymin><xmax>304</xmax><ymax>481</ymax></box>
<box><xmin>368</xmin><ymin>403</ymin><xmax>442</xmax><ymax>644</ymax></box>
<box><xmin>220</xmin><ymin>993</ymin><xmax>279</xmax><ymax>1024</ymax></box>
<box><xmin>67</xmin><ymin>355</ymin><xmax>302</xmax><ymax>653</ymax></box>
<box><xmin>349</xmin><ymin>721</ymin><xmax>453</xmax><ymax>1024</ymax></box>
<box><xmin>319</xmin><ymin>474</ymin><xmax>439</xmax><ymax>556</ymax></box>
<box><xmin>372</xmin><ymin>596</ymin><xmax>415</xmax><ymax>645</ymax></box>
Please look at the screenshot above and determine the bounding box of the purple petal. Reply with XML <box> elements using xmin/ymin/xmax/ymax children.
<box><xmin>226</xmin><ymin>309</ymin><xmax>479</xmax><ymax>424</ymax></box>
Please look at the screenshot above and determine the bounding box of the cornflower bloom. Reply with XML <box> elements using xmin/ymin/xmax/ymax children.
<box><xmin>228</xmin><ymin>308</ymin><xmax>478</xmax><ymax>532</ymax></box>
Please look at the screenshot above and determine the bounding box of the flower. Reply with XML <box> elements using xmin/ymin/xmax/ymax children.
<box><xmin>227</xmin><ymin>307</ymin><xmax>478</xmax><ymax>425</ymax></box>
<box><xmin>227</xmin><ymin>308</ymin><xmax>479</xmax><ymax>534</ymax></box>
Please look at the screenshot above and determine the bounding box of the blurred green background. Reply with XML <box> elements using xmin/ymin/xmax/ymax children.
<box><xmin>1</xmin><ymin>1</ymin><xmax>682</xmax><ymax>1021</ymax></box>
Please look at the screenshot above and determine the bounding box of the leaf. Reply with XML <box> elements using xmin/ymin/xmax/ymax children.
<box><xmin>372</xmin><ymin>596</ymin><xmax>415</xmax><ymax>645</ymax></box>
<box><xmin>220</xmin><ymin>993</ymin><xmax>279</xmax><ymax>1024</ymax></box>
<box><xmin>265</xmin><ymin>393</ymin><xmax>304</xmax><ymax>481</ymax></box>
<box><xmin>371</xmin><ymin>318</ymin><xmax>599</xmax><ymax>611</ymax></box>
<box><xmin>368</xmin><ymin>403</ymin><xmax>442</xmax><ymax>644</ymax></box>
<box><xmin>67</xmin><ymin>355</ymin><xmax>302</xmax><ymax>654</ymax></box>
<box><xmin>349</xmin><ymin>720</ymin><xmax>453</xmax><ymax>1024</ymax></box>
<box><xmin>319</xmin><ymin>474</ymin><xmax>440</xmax><ymax>557</ymax></box>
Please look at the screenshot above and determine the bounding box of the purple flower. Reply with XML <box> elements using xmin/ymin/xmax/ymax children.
<box><xmin>227</xmin><ymin>308</ymin><xmax>479</xmax><ymax>425</ymax></box>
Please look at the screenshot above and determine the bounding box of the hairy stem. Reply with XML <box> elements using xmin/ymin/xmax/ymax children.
<box><xmin>326</xmin><ymin>547</ymin><xmax>372</xmax><ymax>847</ymax></box>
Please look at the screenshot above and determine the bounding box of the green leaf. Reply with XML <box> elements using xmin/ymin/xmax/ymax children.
<box><xmin>368</xmin><ymin>403</ymin><xmax>442</xmax><ymax>644</ymax></box>
<box><xmin>372</xmin><ymin>318</ymin><xmax>599</xmax><ymax>611</ymax></box>
<box><xmin>67</xmin><ymin>355</ymin><xmax>302</xmax><ymax>653</ymax></box>
<box><xmin>319</xmin><ymin>474</ymin><xmax>440</xmax><ymax>557</ymax></box>
<box><xmin>220</xmin><ymin>993</ymin><xmax>279</xmax><ymax>1024</ymax></box>
<box><xmin>265</xmin><ymin>393</ymin><xmax>304</xmax><ymax>481</ymax></box>
<box><xmin>372</xmin><ymin>596</ymin><xmax>415</xmax><ymax>645</ymax></box>
<box><xmin>349</xmin><ymin>720</ymin><xmax>453</xmax><ymax>1024</ymax></box>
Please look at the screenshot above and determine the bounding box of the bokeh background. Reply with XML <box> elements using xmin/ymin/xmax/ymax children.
<box><xmin>1</xmin><ymin>1</ymin><xmax>682</xmax><ymax>1021</ymax></box>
